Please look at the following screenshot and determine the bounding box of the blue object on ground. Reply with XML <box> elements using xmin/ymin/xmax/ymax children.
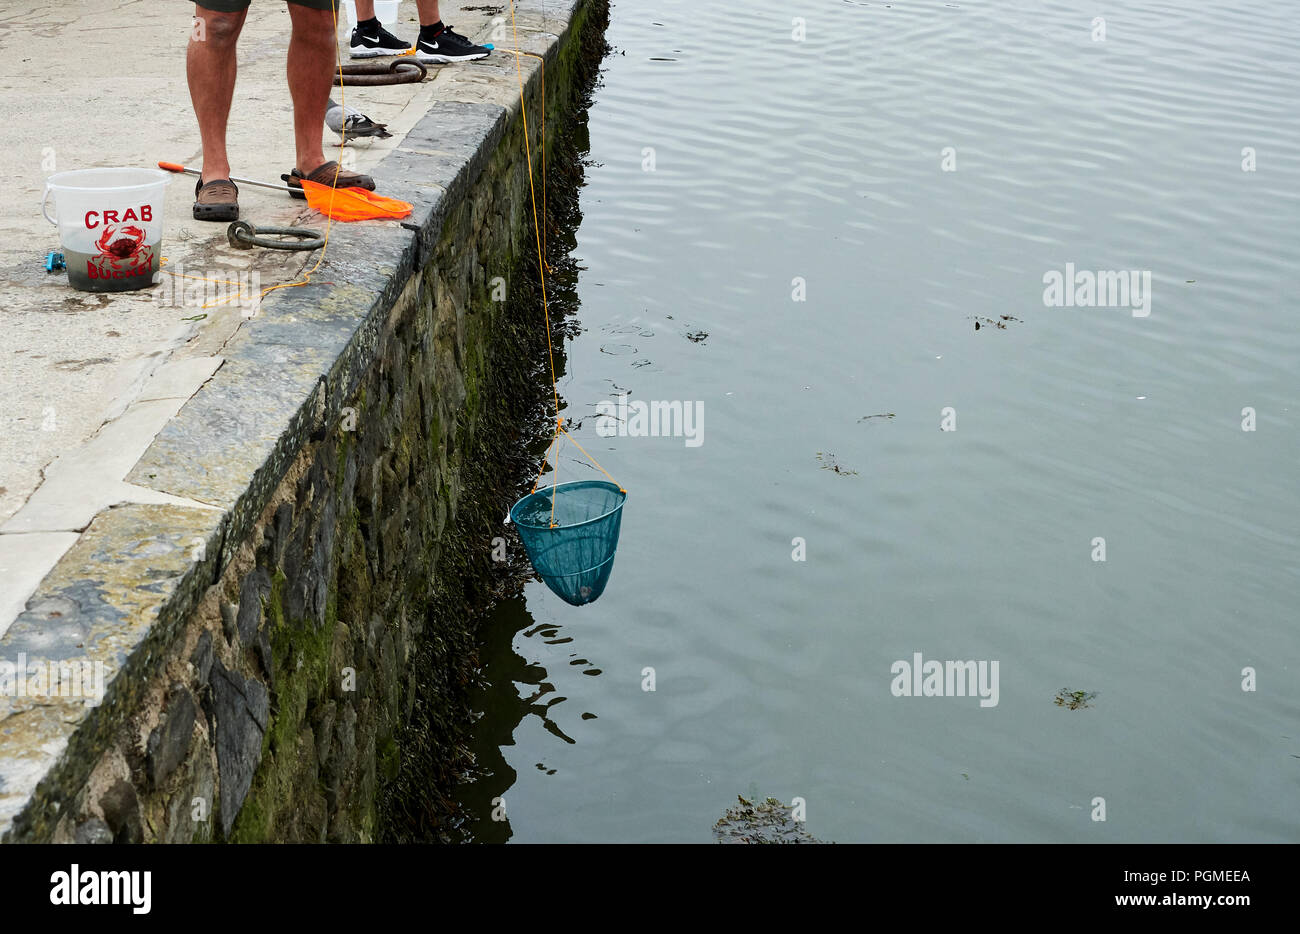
<box><xmin>45</xmin><ymin>251</ymin><xmax>65</xmax><ymax>273</ymax></box>
<box><xmin>509</xmin><ymin>480</ymin><xmax>626</xmax><ymax>606</ymax></box>
<box><xmin>484</xmin><ymin>43</ymin><xmax>494</xmax><ymax>50</ymax></box>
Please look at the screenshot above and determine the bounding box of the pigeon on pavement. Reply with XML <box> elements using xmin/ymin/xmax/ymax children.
<box><xmin>325</xmin><ymin>98</ymin><xmax>393</xmax><ymax>140</ymax></box>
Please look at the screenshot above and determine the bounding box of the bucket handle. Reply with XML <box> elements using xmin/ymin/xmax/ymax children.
<box><xmin>40</xmin><ymin>183</ymin><xmax>57</xmax><ymax>226</ymax></box>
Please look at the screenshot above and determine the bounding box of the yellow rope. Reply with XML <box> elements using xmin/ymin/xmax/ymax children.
<box><xmin>507</xmin><ymin>5</ymin><xmax>559</xmax><ymax>433</ymax></box>
<box><xmin>561</xmin><ymin>427</ymin><xmax>625</xmax><ymax>493</ymax></box>
<box><xmin>507</xmin><ymin>3</ymin><xmax>560</xmax><ymax>526</ymax></box>
<box><xmin>507</xmin><ymin>2</ymin><xmax>624</xmax><ymax>526</ymax></box>
<box><xmin>530</xmin><ymin>431</ymin><xmax>558</xmax><ymax>494</ymax></box>
<box><xmin>494</xmin><ymin>46</ymin><xmax>548</xmax><ymax>270</ymax></box>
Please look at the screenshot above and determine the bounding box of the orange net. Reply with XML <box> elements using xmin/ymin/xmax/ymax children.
<box><xmin>300</xmin><ymin>178</ymin><xmax>412</xmax><ymax>221</ymax></box>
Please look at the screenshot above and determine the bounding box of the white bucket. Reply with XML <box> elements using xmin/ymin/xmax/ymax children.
<box><xmin>341</xmin><ymin>0</ymin><xmax>401</xmax><ymax>31</ymax></box>
<box><xmin>41</xmin><ymin>167</ymin><xmax>169</xmax><ymax>293</ymax></box>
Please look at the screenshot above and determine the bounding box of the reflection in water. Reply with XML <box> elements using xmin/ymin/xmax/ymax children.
<box><xmin>453</xmin><ymin>598</ymin><xmax>595</xmax><ymax>844</ymax></box>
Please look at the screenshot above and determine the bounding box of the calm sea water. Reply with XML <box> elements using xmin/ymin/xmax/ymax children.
<box><xmin>457</xmin><ymin>0</ymin><xmax>1300</xmax><ymax>842</ymax></box>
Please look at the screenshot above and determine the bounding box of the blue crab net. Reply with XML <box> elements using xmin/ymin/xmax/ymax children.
<box><xmin>509</xmin><ymin>480</ymin><xmax>627</xmax><ymax>606</ymax></box>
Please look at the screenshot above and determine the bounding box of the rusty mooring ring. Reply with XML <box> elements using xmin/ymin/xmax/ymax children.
<box><xmin>333</xmin><ymin>59</ymin><xmax>428</xmax><ymax>86</ymax></box>
<box><xmin>227</xmin><ymin>221</ymin><xmax>325</xmax><ymax>252</ymax></box>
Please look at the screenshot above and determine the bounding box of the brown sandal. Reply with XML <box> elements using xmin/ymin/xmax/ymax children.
<box><xmin>281</xmin><ymin>161</ymin><xmax>376</xmax><ymax>200</ymax></box>
<box><xmin>193</xmin><ymin>178</ymin><xmax>239</xmax><ymax>221</ymax></box>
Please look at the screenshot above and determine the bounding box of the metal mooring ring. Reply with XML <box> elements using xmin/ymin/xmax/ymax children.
<box><xmin>333</xmin><ymin>59</ymin><xmax>428</xmax><ymax>86</ymax></box>
<box><xmin>227</xmin><ymin>221</ymin><xmax>325</xmax><ymax>252</ymax></box>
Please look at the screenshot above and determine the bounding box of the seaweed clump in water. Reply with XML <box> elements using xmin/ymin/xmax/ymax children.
<box><xmin>1054</xmin><ymin>689</ymin><xmax>1098</xmax><ymax>710</ymax></box>
<box><xmin>713</xmin><ymin>796</ymin><xmax>827</xmax><ymax>844</ymax></box>
<box><xmin>816</xmin><ymin>451</ymin><xmax>858</xmax><ymax>476</ymax></box>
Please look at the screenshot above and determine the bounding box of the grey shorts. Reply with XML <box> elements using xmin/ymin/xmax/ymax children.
<box><xmin>194</xmin><ymin>0</ymin><xmax>337</xmax><ymax>12</ymax></box>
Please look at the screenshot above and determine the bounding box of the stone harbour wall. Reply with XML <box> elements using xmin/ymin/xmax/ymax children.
<box><xmin>0</xmin><ymin>0</ymin><xmax>607</xmax><ymax>843</ymax></box>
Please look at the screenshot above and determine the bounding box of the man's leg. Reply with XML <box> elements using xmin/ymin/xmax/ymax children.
<box><xmin>188</xmin><ymin>5</ymin><xmax>248</xmax><ymax>184</ymax></box>
<box><xmin>415</xmin><ymin>1</ymin><xmax>442</xmax><ymax>26</ymax></box>
<box><xmin>357</xmin><ymin>1</ymin><xmax>442</xmax><ymax>23</ymax></box>
<box><xmin>286</xmin><ymin>4</ymin><xmax>337</xmax><ymax>177</ymax></box>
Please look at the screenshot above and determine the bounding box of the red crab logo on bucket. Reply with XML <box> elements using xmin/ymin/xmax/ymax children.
<box><xmin>95</xmin><ymin>222</ymin><xmax>146</xmax><ymax>260</ymax></box>
<box><xmin>84</xmin><ymin>207</ymin><xmax>155</xmax><ymax>281</ymax></box>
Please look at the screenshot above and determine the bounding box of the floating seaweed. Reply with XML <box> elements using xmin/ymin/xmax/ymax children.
<box><xmin>858</xmin><ymin>412</ymin><xmax>895</xmax><ymax>423</ymax></box>
<box><xmin>970</xmin><ymin>314</ymin><xmax>1023</xmax><ymax>331</ymax></box>
<box><xmin>713</xmin><ymin>796</ymin><xmax>826</xmax><ymax>844</ymax></box>
<box><xmin>1054</xmin><ymin>688</ymin><xmax>1098</xmax><ymax>710</ymax></box>
<box><xmin>816</xmin><ymin>452</ymin><xmax>859</xmax><ymax>476</ymax></box>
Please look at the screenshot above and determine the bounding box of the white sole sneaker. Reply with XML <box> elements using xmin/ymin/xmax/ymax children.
<box><xmin>350</xmin><ymin>37</ymin><xmax>412</xmax><ymax>58</ymax></box>
<box><xmin>415</xmin><ymin>49</ymin><xmax>489</xmax><ymax>63</ymax></box>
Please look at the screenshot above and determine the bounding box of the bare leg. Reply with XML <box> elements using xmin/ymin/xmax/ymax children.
<box><xmin>356</xmin><ymin>1</ymin><xmax>441</xmax><ymax>26</ymax></box>
<box><xmin>287</xmin><ymin>5</ymin><xmax>337</xmax><ymax>175</ymax></box>
<box><xmin>416</xmin><ymin>1</ymin><xmax>443</xmax><ymax>26</ymax></box>
<box><xmin>356</xmin><ymin>1</ymin><xmax>442</xmax><ymax>26</ymax></box>
<box><xmin>187</xmin><ymin>6</ymin><xmax>248</xmax><ymax>184</ymax></box>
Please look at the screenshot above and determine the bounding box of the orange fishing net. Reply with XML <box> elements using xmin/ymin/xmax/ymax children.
<box><xmin>299</xmin><ymin>178</ymin><xmax>412</xmax><ymax>221</ymax></box>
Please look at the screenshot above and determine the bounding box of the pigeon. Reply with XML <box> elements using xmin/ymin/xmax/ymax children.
<box><xmin>325</xmin><ymin>98</ymin><xmax>392</xmax><ymax>140</ymax></box>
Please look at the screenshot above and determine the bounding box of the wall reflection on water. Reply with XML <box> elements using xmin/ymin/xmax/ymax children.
<box><xmin>455</xmin><ymin>597</ymin><xmax>604</xmax><ymax>844</ymax></box>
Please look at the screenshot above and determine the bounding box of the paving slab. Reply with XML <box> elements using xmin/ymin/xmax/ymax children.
<box><xmin>0</xmin><ymin>533</ymin><xmax>82</xmax><ymax>642</ymax></box>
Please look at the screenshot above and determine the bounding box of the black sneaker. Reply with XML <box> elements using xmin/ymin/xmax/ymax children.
<box><xmin>415</xmin><ymin>25</ymin><xmax>490</xmax><ymax>63</ymax></box>
<box><xmin>349</xmin><ymin>23</ymin><xmax>412</xmax><ymax>58</ymax></box>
